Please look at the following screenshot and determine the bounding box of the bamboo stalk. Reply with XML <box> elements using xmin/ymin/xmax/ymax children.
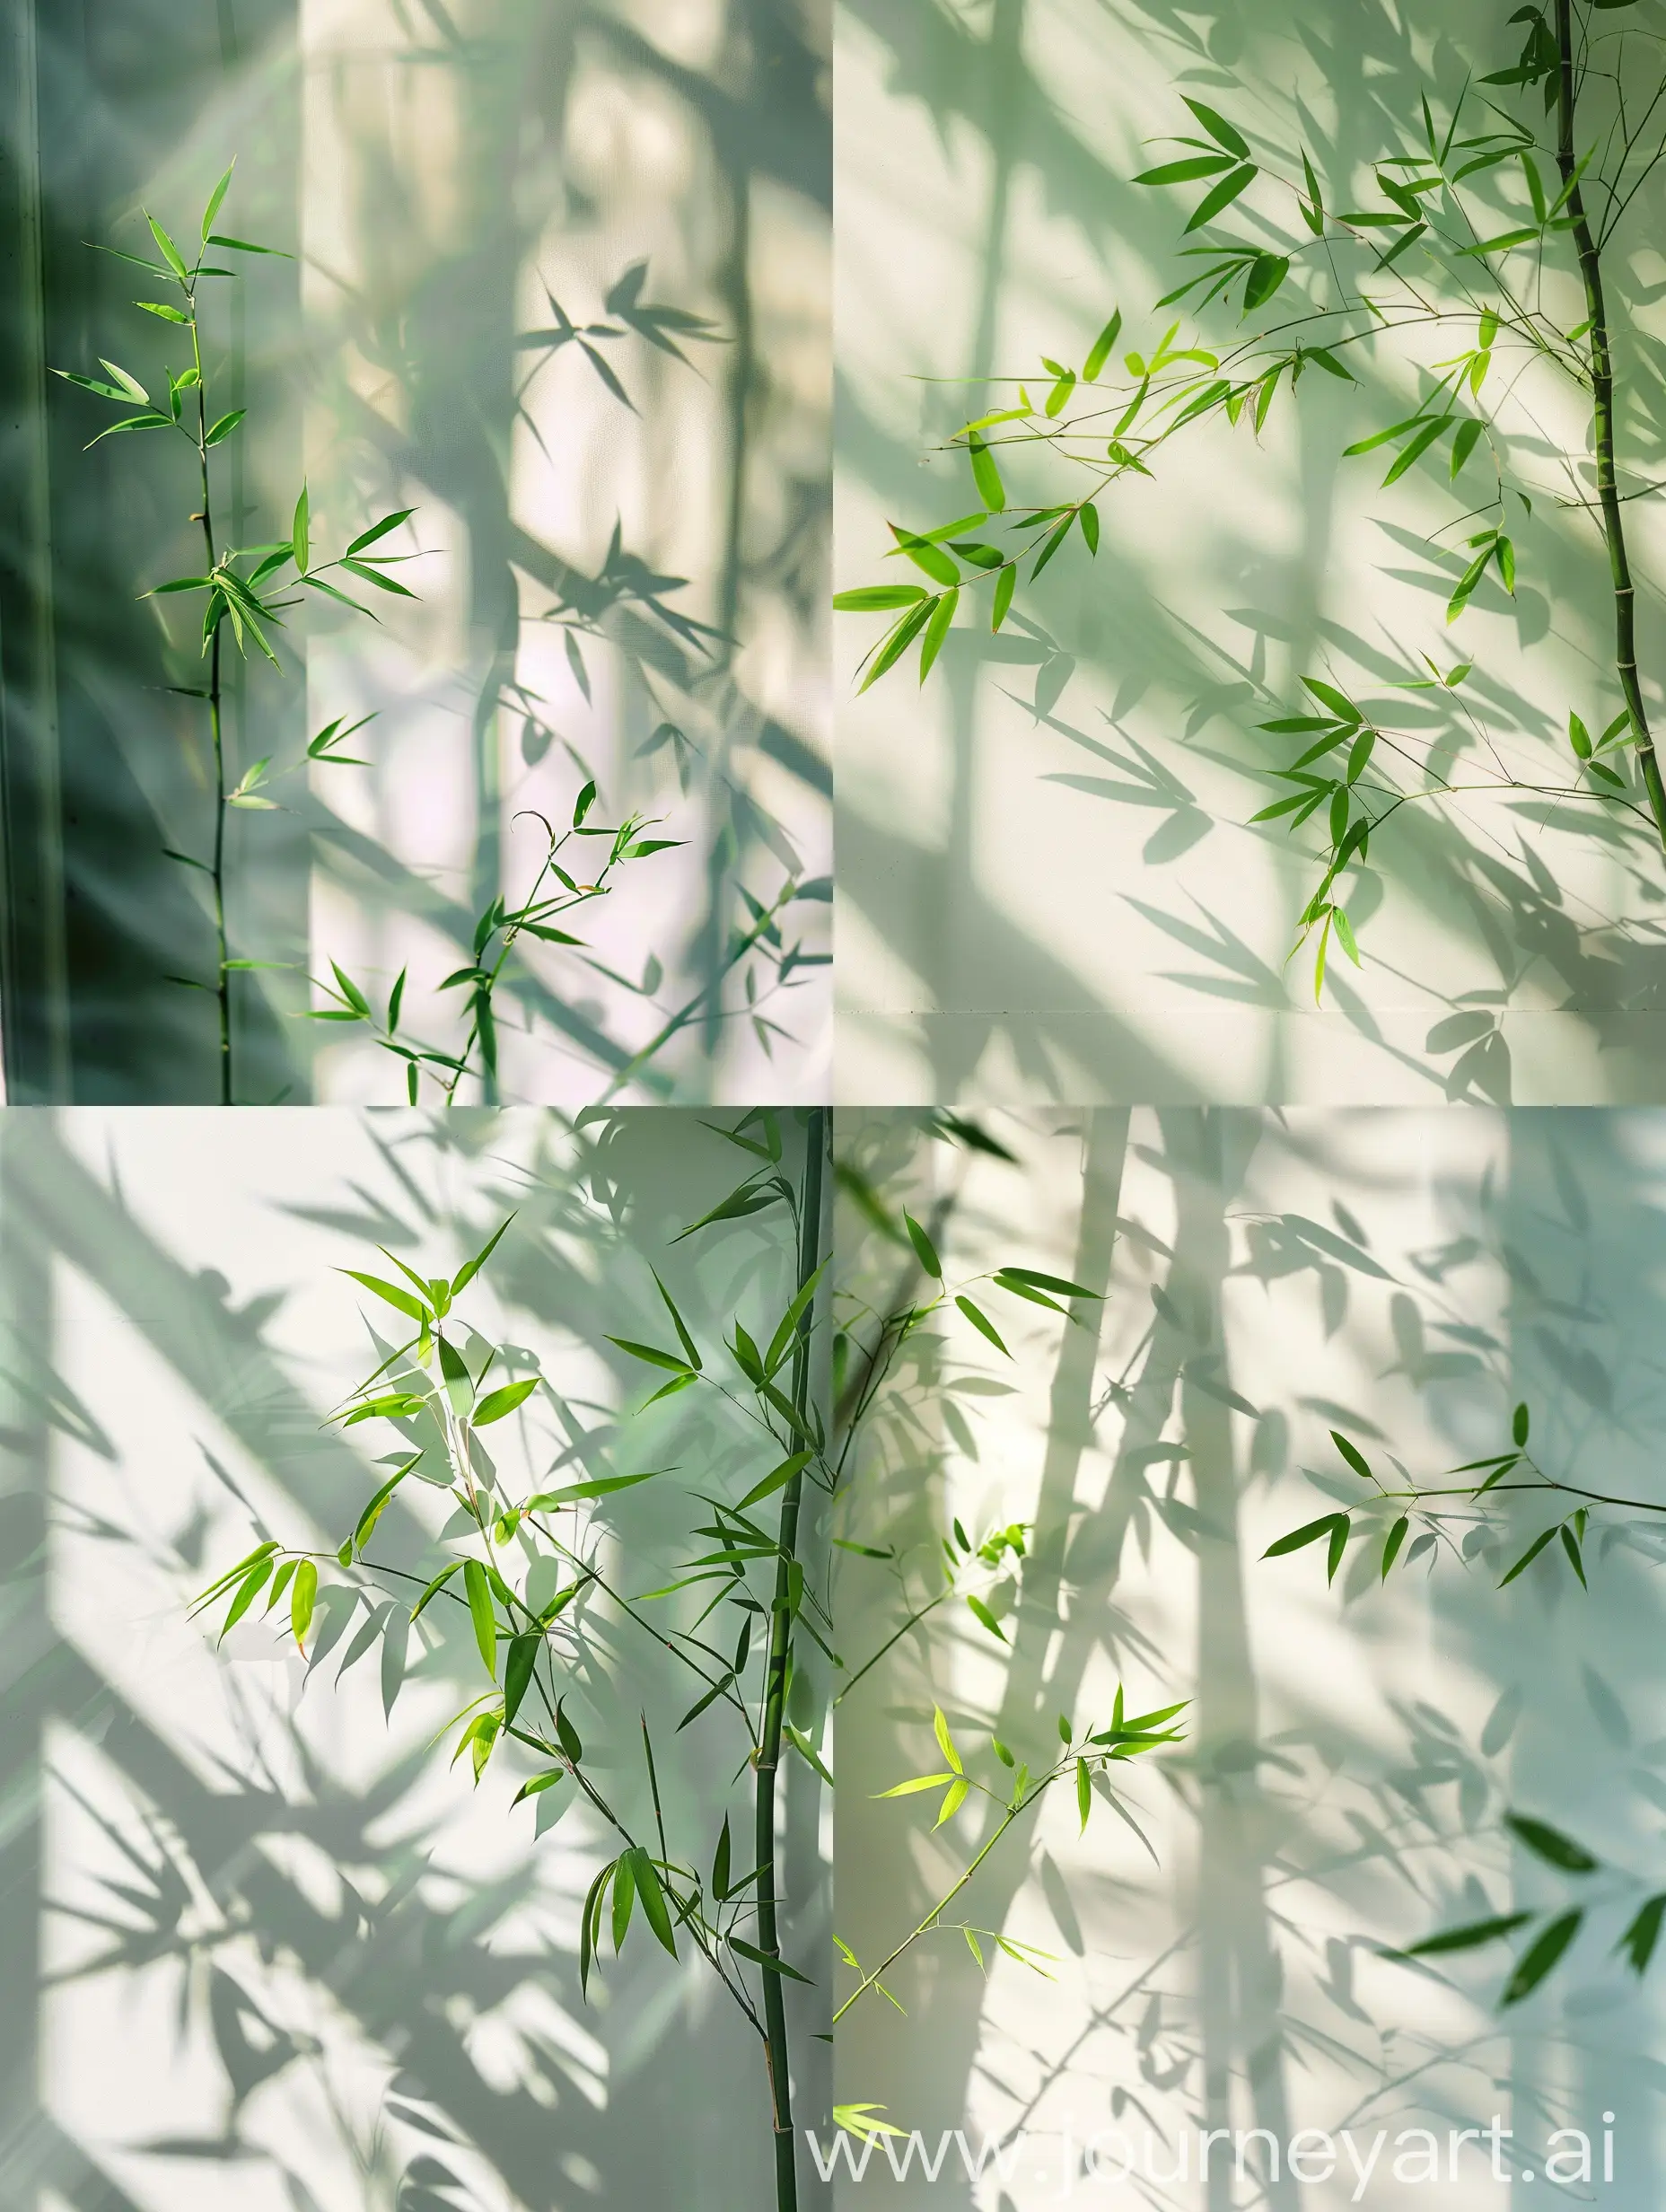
<box><xmin>752</xmin><ymin>1106</ymin><xmax>828</xmax><ymax>2212</ymax></box>
<box><xmin>1555</xmin><ymin>0</ymin><xmax>1666</xmax><ymax>851</ymax></box>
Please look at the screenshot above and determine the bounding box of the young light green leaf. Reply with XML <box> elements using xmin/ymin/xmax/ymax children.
<box><xmin>918</xmin><ymin>587</ymin><xmax>958</xmax><ymax>681</ymax></box>
<box><xmin>1083</xmin><ymin>308</ymin><xmax>1123</xmax><ymax>382</ymax></box>
<box><xmin>968</xmin><ymin>431</ymin><xmax>1005</xmax><ymax>512</ymax></box>
<box><xmin>834</xmin><ymin>584</ymin><xmax>928</xmax><ymax>611</ymax></box>
<box><xmin>473</xmin><ymin>1376</ymin><xmax>539</xmax><ymax>1426</ymax></box>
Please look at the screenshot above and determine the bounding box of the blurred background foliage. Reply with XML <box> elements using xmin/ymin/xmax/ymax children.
<box><xmin>0</xmin><ymin>0</ymin><xmax>829</xmax><ymax>1105</ymax></box>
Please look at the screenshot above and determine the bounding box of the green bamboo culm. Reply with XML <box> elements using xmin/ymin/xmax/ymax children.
<box><xmin>753</xmin><ymin>1104</ymin><xmax>828</xmax><ymax>2212</ymax></box>
<box><xmin>52</xmin><ymin>163</ymin><xmax>417</xmax><ymax>1102</ymax></box>
<box><xmin>1554</xmin><ymin>0</ymin><xmax>1666</xmax><ymax>851</ymax></box>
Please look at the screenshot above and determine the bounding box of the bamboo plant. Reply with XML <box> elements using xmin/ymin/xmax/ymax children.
<box><xmin>1267</xmin><ymin>1404</ymin><xmax>1666</xmax><ymax>2006</ymax></box>
<box><xmin>195</xmin><ymin>1112</ymin><xmax>833</xmax><ymax>2208</ymax></box>
<box><xmin>188</xmin><ymin>1110</ymin><xmax>1182</xmax><ymax>2208</ymax></box>
<box><xmin>53</xmin><ymin>166</ymin><xmax>416</xmax><ymax>1102</ymax></box>
<box><xmin>837</xmin><ymin>0</ymin><xmax>1666</xmax><ymax>1001</ymax></box>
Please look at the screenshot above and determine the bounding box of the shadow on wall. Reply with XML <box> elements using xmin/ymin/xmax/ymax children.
<box><xmin>0</xmin><ymin>0</ymin><xmax>830</xmax><ymax>1105</ymax></box>
<box><xmin>0</xmin><ymin>1108</ymin><xmax>829</xmax><ymax>2210</ymax></box>
<box><xmin>832</xmin><ymin>1107</ymin><xmax>1666</xmax><ymax>2208</ymax></box>
<box><xmin>835</xmin><ymin>0</ymin><xmax>1666</xmax><ymax>1108</ymax></box>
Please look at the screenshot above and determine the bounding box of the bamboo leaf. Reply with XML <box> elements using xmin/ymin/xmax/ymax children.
<box><xmin>1502</xmin><ymin>1910</ymin><xmax>1583</xmax><ymax>2006</ymax></box>
<box><xmin>147</xmin><ymin>215</ymin><xmax>192</xmax><ymax>283</ymax></box>
<box><xmin>968</xmin><ymin>431</ymin><xmax>1005</xmax><ymax>512</ymax></box>
<box><xmin>464</xmin><ymin>1558</ymin><xmax>497</xmax><ymax>1677</ymax></box>
<box><xmin>473</xmin><ymin>1376</ymin><xmax>539</xmax><ymax>1426</ymax></box>
<box><xmin>955</xmin><ymin>1295</ymin><xmax>1010</xmax><ymax>1356</ymax></box>
<box><xmin>1505</xmin><ymin>1813</ymin><xmax>1599</xmax><ymax>1874</ymax></box>
<box><xmin>903</xmin><ymin>1212</ymin><xmax>942</xmax><ymax>1277</ymax></box>
<box><xmin>1185</xmin><ymin>162</ymin><xmax>1258</xmax><ymax>233</ymax></box>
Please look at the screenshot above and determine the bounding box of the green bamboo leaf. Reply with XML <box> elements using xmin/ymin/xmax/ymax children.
<box><xmin>1513</xmin><ymin>1402</ymin><xmax>1530</xmax><ymax>1446</ymax></box>
<box><xmin>1083</xmin><ymin>308</ymin><xmax>1122</xmax><ymax>382</ymax></box>
<box><xmin>606</xmin><ymin>1335</ymin><xmax>694</xmax><ymax>1375</ymax></box>
<box><xmin>902</xmin><ymin>1211</ymin><xmax>942</xmax><ymax>1278</ymax></box>
<box><xmin>1505</xmin><ymin>1813</ymin><xmax>1599</xmax><ymax>1874</ymax></box>
<box><xmin>452</xmin><ymin>1214</ymin><xmax>514</xmax><ymax>1297</ymax></box>
<box><xmin>1185</xmin><ymin>162</ymin><xmax>1257</xmax><ymax>233</ymax></box>
<box><xmin>967</xmin><ymin>1593</ymin><xmax>1007</xmax><ymax>1642</ymax></box>
<box><xmin>934</xmin><ymin>1778</ymin><xmax>970</xmax><ymax>1828</ymax></box>
<box><xmin>992</xmin><ymin>566</ymin><xmax>1017</xmax><ymax>632</ymax></box>
<box><xmin>968</xmin><ymin>431</ymin><xmax>1005</xmax><ymax>512</ymax></box>
<box><xmin>1619</xmin><ymin>1894</ymin><xmax>1666</xmax><ymax>1975</ymax></box>
<box><xmin>1030</xmin><ymin>514</ymin><xmax>1074</xmax><ymax>580</ymax></box>
<box><xmin>504</xmin><ymin>1634</ymin><xmax>539</xmax><ymax>1725</ymax></box>
<box><xmin>630</xmin><ymin>1848</ymin><xmax>679</xmax><ymax>1956</ymax></box>
<box><xmin>464</xmin><ymin>1558</ymin><xmax>497</xmax><ymax>1677</ymax></box>
<box><xmin>288</xmin><ymin>1558</ymin><xmax>318</xmax><ymax>1649</ymax></box>
<box><xmin>955</xmin><ymin>1295</ymin><xmax>1010</xmax><ymax>1356</ymax></box>
<box><xmin>346</xmin><ymin>508</ymin><xmax>416</xmax><ymax>557</ymax></box>
<box><xmin>208</xmin><ymin>233</ymin><xmax>294</xmax><ymax>258</ymax></box>
<box><xmin>1503</xmin><ymin>1910</ymin><xmax>1583</xmax><ymax>2006</ymax></box>
<box><xmin>341</xmin><ymin>557</ymin><xmax>417</xmax><ymax>597</ymax></box>
<box><xmin>875</xmin><ymin>1772</ymin><xmax>958</xmax><ymax>1797</ymax></box>
<box><xmin>1076</xmin><ymin>1756</ymin><xmax>1092</xmax><ymax>1832</ymax></box>
<box><xmin>858</xmin><ymin>599</ymin><xmax>933</xmax><ymax>692</ymax></box>
<box><xmin>1181</xmin><ymin>97</ymin><xmax>1251</xmax><ymax>157</ymax></box>
<box><xmin>1332</xmin><ymin>1432</ymin><xmax>1373</xmax><ymax>1479</ymax></box>
<box><xmin>887</xmin><ymin>524</ymin><xmax>960</xmax><ymax>587</ymax></box>
<box><xmin>611</xmin><ymin>1848</ymin><xmax>636</xmax><ymax>1952</ymax></box>
<box><xmin>473</xmin><ymin>1376</ymin><xmax>539</xmax><ymax>1426</ymax></box>
<box><xmin>220</xmin><ymin>1558</ymin><xmax>273</xmax><ymax>1638</ymax></box>
<box><xmin>146</xmin><ymin>215</ymin><xmax>192</xmax><ymax>284</ymax></box>
<box><xmin>833</xmin><ymin>584</ymin><xmax>928</xmax><ymax>611</ymax></box>
<box><xmin>339</xmin><ymin>1268</ymin><xmax>429</xmax><ymax>1324</ymax></box>
<box><xmin>995</xmin><ymin>1266</ymin><xmax>1101</xmax><ymax>1299</ymax></box>
<box><xmin>1451</xmin><ymin>418</ymin><xmax>1484</xmax><ymax>478</ymax></box>
<box><xmin>1499</xmin><ymin>1525</ymin><xmax>1559</xmax><ymax>1586</ymax></box>
<box><xmin>1133</xmin><ymin>155</ymin><xmax>1235</xmax><ymax>187</ymax></box>
<box><xmin>410</xmin><ymin>1559</ymin><xmax>465</xmax><ymax>1623</ymax></box>
<box><xmin>201</xmin><ymin>163</ymin><xmax>235</xmax><ymax>244</ymax></box>
<box><xmin>1381</xmin><ymin>416</ymin><xmax>1448</xmax><ymax>487</ymax></box>
<box><xmin>1559</xmin><ymin>1523</ymin><xmax>1588</xmax><ymax>1588</ymax></box>
<box><xmin>512</xmin><ymin>1769</ymin><xmax>566</xmax><ymax>1809</ymax></box>
<box><xmin>933</xmin><ymin>1706</ymin><xmax>963</xmax><ymax>1776</ymax></box>
<box><xmin>1243</xmin><ymin>252</ymin><xmax>1289</xmax><ymax>310</ymax></box>
<box><xmin>1381</xmin><ymin>1515</ymin><xmax>1410</xmax><ymax>1578</ymax></box>
<box><xmin>1264</xmin><ymin>1513</ymin><xmax>1348</xmax><ymax>1560</ymax></box>
<box><xmin>918</xmin><ymin>587</ymin><xmax>958</xmax><ymax>681</ymax></box>
<box><xmin>525</xmin><ymin>1471</ymin><xmax>659</xmax><ymax>1514</ymax></box>
<box><xmin>204</xmin><ymin>408</ymin><xmax>247</xmax><ymax>447</ymax></box>
<box><xmin>1400</xmin><ymin>1910</ymin><xmax>1534</xmax><ymax>1957</ymax></box>
<box><xmin>729</xmin><ymin>1936</ymin><xmax>812</xmax><ymax>1981</ymax></box>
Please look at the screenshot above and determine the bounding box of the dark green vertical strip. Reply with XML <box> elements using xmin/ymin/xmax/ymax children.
<box><xmin>0</xmin><ymin>0</ymin><xmax>72</xmax><ymax>1102</ymax></box>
